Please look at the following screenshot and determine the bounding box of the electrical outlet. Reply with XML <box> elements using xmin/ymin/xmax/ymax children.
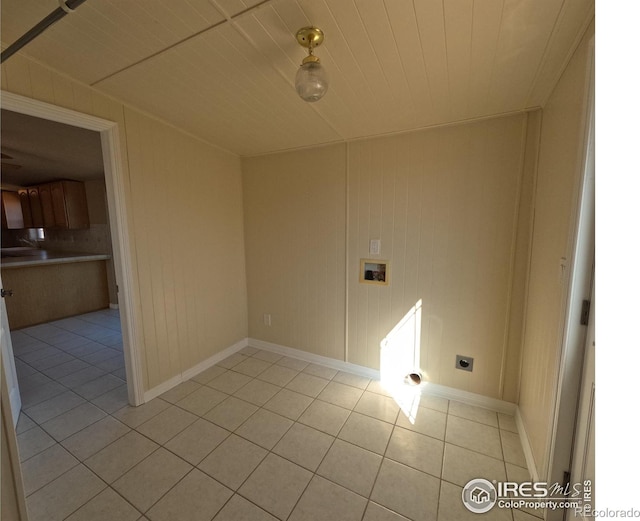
<box><xmin>263</xmin><ymin>314</ymin><xmax>271</xmax><ymax>326</ymax></box>
<box><xmin>455</xmin><ymin>355</ymin><xmax>474</xmax><ymax>372</ymax></box>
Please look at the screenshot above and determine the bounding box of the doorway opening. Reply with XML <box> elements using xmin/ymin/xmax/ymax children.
<box><xmin>1</xmin><ymin>92</ymin><xmax>143</xmax><ymax>427</ymax></box>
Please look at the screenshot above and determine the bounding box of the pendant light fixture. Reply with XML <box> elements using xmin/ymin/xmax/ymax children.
<box><xmin>295</xmin><ymin>26</ymin><xmax>329</xmax><ymax>102</ymax></box>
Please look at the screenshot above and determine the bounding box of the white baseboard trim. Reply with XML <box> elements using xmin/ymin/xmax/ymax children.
<box><xmin>109</xmin><ymin>303</ymin><xmax>120</xmax><ymax>310</ymax></box>
<box><xmin>182</xmin><ymin>338</ymin><xmax>248</xmax><ymax>381</ymax></box>
<box><xmin>144</xmin><ymin>374</ymin><xmax>183</xmax><ymax>403</ymax></box>
<box><xmin>143</xmin><ymin>337</ymin><xmax>248</xmax><ymax>402</ymax></box>
<box><xmin>248</xmin><ymin>338</ymin><xmax>380</xmax><ymax>380</ymax></box>
<box><xmin>422</xmin><ymin>382</ymin><xmax>517</xmax><ymax>416</ymax></box>
<box><xmin>248</xmin><ymin>338</ymin><xmax>517</xmax><ymax>416</ymax></box>
<box><xmin>515</xmin><ymin>407</ymin><xmax>540</xmax><ymax>482</ymax></box>
<box><xmin>144</xmin><ymin>336</ymin><xmax>520</xmax><ymax>424</ymax></box>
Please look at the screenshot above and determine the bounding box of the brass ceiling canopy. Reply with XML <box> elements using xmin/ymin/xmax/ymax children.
<box><xmin>296</xmin><ymin>26</ymin><xmax>325</xmax><ymax>49</ymax></box>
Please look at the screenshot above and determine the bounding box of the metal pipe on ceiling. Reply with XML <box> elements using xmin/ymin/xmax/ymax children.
<box><xmin>1</xmin><ymin>0</ymin><xmax>90</xmax><ymax>64</ymax></box>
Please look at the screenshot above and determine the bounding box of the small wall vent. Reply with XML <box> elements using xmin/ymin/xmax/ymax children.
<box><xmin>405</xmin><ymin>372</ymin><xmax>422</xmax><ymax>385</ymax></box>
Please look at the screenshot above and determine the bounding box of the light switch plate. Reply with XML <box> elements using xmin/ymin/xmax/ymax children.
<box><xmin>369</xmin><ymin>239</ymin><xmax>381</xmax><ymax>255</ymax></box>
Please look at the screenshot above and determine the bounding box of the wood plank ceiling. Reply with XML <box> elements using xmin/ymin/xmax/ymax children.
<box><xmin>1</xmin><ymin>0</ymin><xmax>594</xmax><ymax>156</ymax></box>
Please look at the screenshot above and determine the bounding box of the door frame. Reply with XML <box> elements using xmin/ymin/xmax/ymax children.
<box><xmin>1</xmin><ymin>355</ymin><xmax>28</xmax><ymax>520</ymax></box>
<box><xmin>544</xmin><ymin>36</ymin><xmax>595</xmax><ymax>520</ymax></box>
<box><xmin>566</xmin><ymin>283</ymin><xmax>595</xmax><ymax>521</ymax></box>
<box><xmin>1</xmin><ymin>273</ymin><xmax>22</xmax><ymax>422</ymax></box>
<box><xmin>1</xmin><ymin>91</ymin><xmax>144</xmax><ymax>407</ymax></box>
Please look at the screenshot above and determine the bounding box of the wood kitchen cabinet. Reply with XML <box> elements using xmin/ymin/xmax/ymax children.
<box><xmin>2</xmin><ymin>181</ymin><xmax>89</xmax><ymax>230</ymax></box>
<box><xmin>1</xmin><ymin>190</ymin><xmax>24</xmax><ymax>229</ymax></box>
<box><xmin>2</xmin><ymin>259</ymin><xmax>109</xmax><ymax>329</ymax></box>
<box><xmin>15</xmin><ymin>180</ymin><xmax>89</xmax><ymax>230</ymax></box>
<box><xmin>48</xmin><ymin>180</ymin><xmax>89</xmax><ymax>229</ymax></box>
<box><xmin>38</xmin><ymin>183</ymin><xmax>56</xmax><ymax>228</ymax></box>
<box><xmin>18</xmin><ymin>189</ymin><xmax>34</xmax><ymax>228</ymax></box>
<box><xmin>25</xmin><ymin>187</ymin><xmax>44</xmax><ymax>227</ymax></box>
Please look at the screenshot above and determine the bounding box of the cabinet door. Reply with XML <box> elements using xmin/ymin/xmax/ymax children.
<box><xmin>18</xmin><ymin>190</ymin><xmax>33</xmax><ymax>228</ymax></box>
<box><xmin>28</xmin><ymin>187</ymin><xmax>44</xmax><ymax>227</ymax></box>
<box><xmin>1</xmin><ymin>191</ymin><xmax>25</xmax><ymax>229</ymax></box>
<box><xmin>50</xmin><ymin>181</ymin><xmax>68</xmax><ymax>228</ymax></box>
<box><xmin>38</xmin><ymin>184</ymin><xmax>56</xmax><ymax>228</ymax></box>
<box><xmin>61</xmin><ymin>181</ymin><xmax>89</xmax><ymax>229</ymax></box>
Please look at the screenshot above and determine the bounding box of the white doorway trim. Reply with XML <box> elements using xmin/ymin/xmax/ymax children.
<box><xmin>544</xmin><ymin>35</ymin><xmax>595</xmax><ymax>520</ymax></box>
<box><xmin>1</xmin><ymin>90</ymin><xmax>144</xmax><ymax>406</ymax></box>
<box><xmin>1</xmin><ymin>275</ymin><xmax>22</xmax><ymax>423</ymax></box>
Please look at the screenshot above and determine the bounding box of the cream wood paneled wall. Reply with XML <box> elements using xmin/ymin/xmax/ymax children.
<box><xmin>1</xmin><ymin>53</ymin><xmax>248</xmax><ymax>391</ymax></box>
<box><xmin>243</xmin><ymin>114</ymin><xmax>534</xmax><ymax>402</ymax></box>
<box><xmin>123</xmin><ymin>108</ymin><xmax>247</xmax><ymax>388</ymax></box>
<box><xmin>242</xmin><ymin>145</ymin><xmax>347</xmax><ymax>361</ymax></box>
<box><xmin>346</xmin><ymin>116</ymin><xmax>530</xmax><ymax>401</ymax></box>
<box><xmin>517</xmin><ymin>23</ymin><xmax>594</xmax><ymax>477</ymax></box>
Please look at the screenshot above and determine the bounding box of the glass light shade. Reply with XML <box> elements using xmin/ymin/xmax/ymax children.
<box><xmin>295</xmin><ymin>61</ymin><xmax>329</xmax><ymax>102</ymax></box>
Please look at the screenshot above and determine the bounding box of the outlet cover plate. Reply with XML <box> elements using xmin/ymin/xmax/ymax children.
<box><xmin>455</xmin><ymin>355</ymin><xmax>474</xmax><ymax>372</ymax></box>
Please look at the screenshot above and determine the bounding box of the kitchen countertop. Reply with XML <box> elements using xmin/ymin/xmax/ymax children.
<box><xmin>0</xmin><ymin>247</ymin><xmax>111</xmax><ymax>268</ymax></box>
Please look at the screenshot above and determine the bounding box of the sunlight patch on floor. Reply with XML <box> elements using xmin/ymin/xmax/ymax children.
<box><xmin>379</xmin><ymin>299</ymin><xmax>425</xmax><ymax>424</ymax></box>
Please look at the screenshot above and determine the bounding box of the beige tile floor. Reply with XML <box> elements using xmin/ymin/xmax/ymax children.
<box><xmin>11</xmin><ymin>310</ymin><xmax>541</xmax><ymax>521</ymax></box>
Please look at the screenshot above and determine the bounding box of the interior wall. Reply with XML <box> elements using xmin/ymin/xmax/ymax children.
<box><xmin>243</xmin><ymin>144</ymin><xmax>347</xmax><ymax>362</ymax></box>
<box><xmin>517</xmin><ymin>21</ymin><xmax>595</xmax><ymax>477</ymax></box>
<box><xmin>347</xmin><ymin>116</ymin><xmax>530</xmax><ymax>401</ymax></box>
<box><xmin>1</xmin><ymin>53</ymin><xmax>248</xmax><ymax>392</ymax></box>
<box><xmin>125</xmin><ymin>107</ymin><xmax>248</xmax><ymax>387</ymax></box>
<box><xmin>243</xmin><ymin>114</ymin><xmax>533</xmax><ymax>402</ymax></box>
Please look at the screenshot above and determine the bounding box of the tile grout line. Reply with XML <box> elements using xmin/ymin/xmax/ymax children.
<box><xmin>435</xmin><ymin>399</ymin><xmax>452</xmax><ymax>521</ymax></box>
<box><xmin>163</xmin><ymin>349</ymin><xmax>368</xmax><ymax>520</ymax></box>
<box><xmin>207</xmin><ymin>348</ymin><xmax>324</xmax><ymax>520</ymax></box>
<box><xmin>215</xmin><ymin>354</ymin><xmax>417</xmax><ymax>520</ymax></box>
<box><xmin>60</xmin><ymin>459</ymin><xmax>141</xmax><ymax>520</ymax></box>
<box><xmin>354</xmin><ymin>401</ymin><xmax>400</xmax><ymax>521</ymax></box>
